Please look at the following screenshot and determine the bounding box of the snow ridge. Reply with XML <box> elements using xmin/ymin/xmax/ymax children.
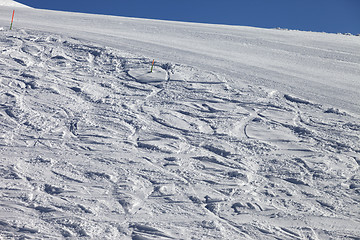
<box><xmin>0</xmin><ymin>28</ymin><xmax>359</xmax><ymax>239</ymax></box>
<box><xmin>0</xmin><ymin>0</ymin><xmax>31</xmax><ymax>8</ymax></box>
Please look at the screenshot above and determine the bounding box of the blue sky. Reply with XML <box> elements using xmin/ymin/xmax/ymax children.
<box><xmin>16</xmin><ymin>0</ymin><xmax>360</xmax><ymax>34</ymax></box>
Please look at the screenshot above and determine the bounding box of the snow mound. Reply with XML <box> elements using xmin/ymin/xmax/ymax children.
<box><xmin>0</xmin><ymin>0</ymin><xmax>31</xmax><ymax>8</ymax></box>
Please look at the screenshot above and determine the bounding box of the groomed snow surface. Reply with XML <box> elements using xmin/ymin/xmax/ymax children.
<box><xmin>1</xmin><ymin>3</ymin><xmax>360</xmax><ymax>240</ymax></box>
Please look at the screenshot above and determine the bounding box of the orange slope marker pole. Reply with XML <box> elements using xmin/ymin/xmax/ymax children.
<box><xmin>150</xmin><ymin>59</ymin><xmax>155</xmax><ymax>73</ymax></box>
<box><xmin>10</xmin><ymin>10</ymin><xmax>15</xmax><ymax>30</ymax></box>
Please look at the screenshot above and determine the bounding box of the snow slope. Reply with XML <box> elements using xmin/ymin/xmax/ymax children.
<box><xmin>0</xmin><ymin>0</ymin><xmax>30</xmax><ymax>8</ymax></box>
<box><xmin>0</xmin><ymin>3</ymin><xmax>360</xmax><ymax>240</ymax></box>
<box><xmin>1</xmin><ymin>5</ymin><xmax>359</xmax><ymax>116</ymax></box>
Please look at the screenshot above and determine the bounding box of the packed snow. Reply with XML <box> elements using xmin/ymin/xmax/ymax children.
<box><xmin>0</xmin><ymin>1</ymin><xmax>359</xmax><ymax>239</ymax></box>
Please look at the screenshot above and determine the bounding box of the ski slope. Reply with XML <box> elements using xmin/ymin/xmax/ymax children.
<box><xmin>1</xmin><ymin>4</ymin><xmax>360</xmax><ymax>116</ymax></box>
<box><xmin>0</xmin><ymin>0</ymin><xmax>29</xmax><ymax>8</ymax></box>
<box><xmin>0</xmin><ymin>1</ymin><xmax>360</xmax><ymax>239</ymax></box>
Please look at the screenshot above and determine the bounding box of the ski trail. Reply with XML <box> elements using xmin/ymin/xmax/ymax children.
<box><xmin>0</xmin><ymin>29</ymin><xmax>359</xmax><ymax>239</ymax></box>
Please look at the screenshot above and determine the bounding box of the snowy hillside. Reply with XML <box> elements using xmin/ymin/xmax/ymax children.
<box><xmin>0</xmin><ymin>2</ymin><xmax>360</xmax><ymax>240</ymax></box>
<box><xmin>0</xmin><ymin>0</ymin><xmax>30</xmax><ymax>8</ymax></box>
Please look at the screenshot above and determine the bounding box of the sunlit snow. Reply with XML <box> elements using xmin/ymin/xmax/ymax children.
<box><xmin>0</xmin><ymin>0</ymin><xmax>30</xmax><ymax>8</ymax></box>
<box><xmin>0</xmin><ymin>1</ymin><xmax>359</xmax><ymax>239</ymax></box>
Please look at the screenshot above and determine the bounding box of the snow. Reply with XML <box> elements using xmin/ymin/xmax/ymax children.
<box><xmin>0</xmin><ymin>0</ymin><xmax>31</xmax><ymax>8</ymax></box>
<box><xmin>0</xmin><ymin>3</ymin><xmax>360</xmax><ymax>240</ymax></box>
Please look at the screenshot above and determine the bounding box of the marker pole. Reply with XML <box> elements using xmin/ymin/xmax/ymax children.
<box><xmin>150</xmin><ymin>59</ymin><xmax>155</xmax><ymax>73</ymax></box>
<box><xmin>10</xmin><ymin>10</ymin><xmax>15</xmax><ymax>30</ymax></box>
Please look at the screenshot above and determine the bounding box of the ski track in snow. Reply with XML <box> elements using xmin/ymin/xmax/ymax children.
<box><xmin>0</xmin><ymin>29</ymin><xmax>359</xmax><ymax>239</ymax></box>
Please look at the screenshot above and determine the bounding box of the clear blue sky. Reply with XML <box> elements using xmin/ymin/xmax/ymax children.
<box><xmin>16</xmin><ymin>0</ymin><xmax>360</xmax><ymax>34</ymax></box>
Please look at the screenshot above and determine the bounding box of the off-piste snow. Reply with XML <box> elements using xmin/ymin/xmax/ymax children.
<box><xmin>0</xmin><ymin>1</ymin><xmax>359</xmax><ymax>239</ymax></box>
